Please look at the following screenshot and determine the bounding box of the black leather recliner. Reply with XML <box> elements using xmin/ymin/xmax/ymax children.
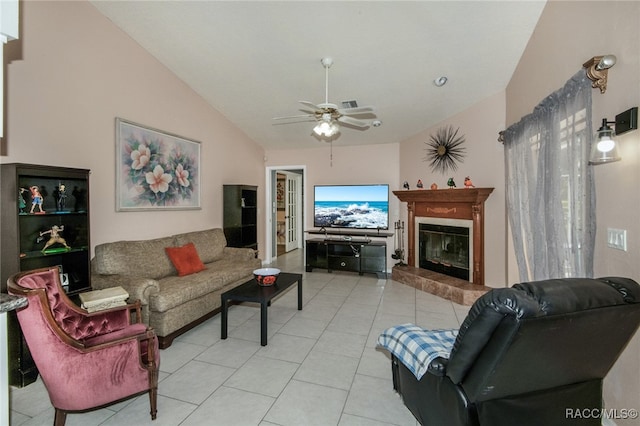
<box><xmin>387</xmin><ymin>277</ymin><xmax>640</xmax><ymax>426</ymax></box>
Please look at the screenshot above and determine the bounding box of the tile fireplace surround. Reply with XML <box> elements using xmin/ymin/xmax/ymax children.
<box><xmin>391</xmin><ymin>265</ymin><xmax>490</xmax><ymax>306</ymax></box>
<box><xmin>393</xmin><ymin>188</ymin><xmax>494</xmax><ymax>305</ymax></box>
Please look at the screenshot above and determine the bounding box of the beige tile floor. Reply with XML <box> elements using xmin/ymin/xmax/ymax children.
<box><xmin>9</xmin><ymin>249</ymin><xmax>470</xmax><ymax>426</ymax></box>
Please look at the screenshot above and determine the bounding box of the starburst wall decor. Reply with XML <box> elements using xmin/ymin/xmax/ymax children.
<box><xmin>424</xmin><ymin>125</ymin><xmax>466</xmax><ymax>174</ymax></box>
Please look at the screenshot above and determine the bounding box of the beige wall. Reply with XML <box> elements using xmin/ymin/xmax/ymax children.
<box><xmin>507</xmin><ymin>1</ymin><xmax>640</xmax><ymax>421</ymax></box>
<box><xmin>399</xmin><ymin>91</ymin><xmax>508</xmax><ymax>288</ymax></box>
<box><xmin>2</xmin><ymin>1</ymin><xmax>266</xmax><ymax>252</ymax></box>
<box><xmin>265</xmin><ymin>143</ymin><xmax>400</xmax><ymax>269</ymax></box>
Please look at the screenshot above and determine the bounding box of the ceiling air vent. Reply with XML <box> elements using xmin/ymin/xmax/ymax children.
<box><xmin>341</xmin><ymin>100</ymin><xmax>358</xmax><ymax>109</ymax></box>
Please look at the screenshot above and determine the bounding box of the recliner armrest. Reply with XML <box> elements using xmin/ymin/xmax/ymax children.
<box><xmin>428</xmin><ymin>357</ymin><xmax>449</xmax><ymax>376</ymax></box>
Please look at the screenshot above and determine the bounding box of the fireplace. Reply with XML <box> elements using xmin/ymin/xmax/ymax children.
<box><xmin>418</xmin><ymin>219</ymin><xmax>472</xmax><ymax>281</ymax></box>
<box><xmin>392</xmin><ymin>188</ymin><xmax>493</xmax><ymax>305</ymax></box>
<box><xmin>394</xmin><ymin>188</ymin><xmax>493</xmax><ymax>286</ymax></box>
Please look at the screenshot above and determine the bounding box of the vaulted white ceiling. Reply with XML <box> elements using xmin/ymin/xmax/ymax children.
<box><xmin>91</xmin><ymin>1</ymin><xmax>546</xmax><ymax>150</ymax></box>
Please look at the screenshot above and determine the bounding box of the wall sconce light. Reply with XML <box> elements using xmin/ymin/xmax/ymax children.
<box><xmin>583</xmin><ymin>54</ymin><xmax>616</xmax><ymax>94</ymax></box>
<box><xmin>589</xmin><ymin>107</ymin><xmax>638</xmax><ymax>165</ymax></box>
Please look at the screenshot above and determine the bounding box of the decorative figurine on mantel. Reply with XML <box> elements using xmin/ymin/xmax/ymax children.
<box><xmin>447</xmin><ymin>178</ymin><xmax>456</xmax><ymax>189</ymax></box>
<box><xmin>402</xmin><ymin>181</ymin><xmax>410</xmax><ymax>190</ymax></box>
<box><xmin>29</xmin><ymin>186</ymin><xmax>45</xmax><ymax>214</ymax></box>
<box><xmin>464</xmin><ymin>176</ymin><xmax>475</xmax><ymax>188</ymax></box>
<box><xmin>416</xmin><ymin>179</ymin><xmax>424</xmax><ymax>189</ymax></box>
<box><xmin>38</xmin><ymin>225</ymin><xmax>71</xmax><ymax>252</ymax></box>
<box><xmin>430</xmin><ymin>183</ymin><xmax>438</xmax><ymax>190</ymax></box>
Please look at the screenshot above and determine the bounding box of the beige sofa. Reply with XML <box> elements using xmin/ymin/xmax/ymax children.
<box><xmin>91</xmin><ymin>228</ymin><xmax>261</xmax><ymax>348</ymax></box>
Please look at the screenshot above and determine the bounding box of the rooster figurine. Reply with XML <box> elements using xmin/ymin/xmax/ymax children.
<box><xmin>464</xmin><ymin>176</ymin><xmax>475</xmax><ymax>188</ymax></box>
<box><xmin>447</xmin><ymin>178</ymin><xmax>456</xmax><ymax>189</ymax></box>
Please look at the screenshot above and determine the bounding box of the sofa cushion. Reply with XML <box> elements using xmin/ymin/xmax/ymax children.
<box><xmin>204</xmin><ymin>257</ymin><xmax>259</xmax><ymax>285</ymax></box>
<box><xmin>94</xmin><ymin>236</ymin><xmax>176</xmax><ymax>280</ymax></box>
<box><xmin>165</xmin><ymin>243</ymin><xmax>206</xmax><ymax>276</ymax></box>
<box><xmin>174</xmin><ymin>228</ymin><xmax>227</xmax><ymax>264</ymax></box>
<box><xmin>150</xmin><ymin>270</ymin><xmax>226</xmax><ymax>312</ymax></box>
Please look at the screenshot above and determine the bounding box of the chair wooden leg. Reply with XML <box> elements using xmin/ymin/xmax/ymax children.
<box><xmin>54</xmin><ymin>409</ymin><xmax>67</xmax><ymax>426</ymax></box>
<box><xmin>149</xmin><ymin>388</ymin><xmax>158</xmax><ymax>420</ymax></box>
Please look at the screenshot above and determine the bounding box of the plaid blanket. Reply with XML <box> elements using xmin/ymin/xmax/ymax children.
<box><xmin>377</xmin><ymin>323</ymin><xmax>458</xmax><ymax>380</ymax></box>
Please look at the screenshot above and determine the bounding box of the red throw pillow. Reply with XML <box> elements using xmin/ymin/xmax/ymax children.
<box><xmin>165</xmin><ymin>242</ymin><xmax>206</xmax><ymax>277</ymax></box>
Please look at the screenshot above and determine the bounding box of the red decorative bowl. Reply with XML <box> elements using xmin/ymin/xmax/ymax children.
<box><xmin>253</xmin><ymin>268</ymin><xmax>280</xmax><ymax>286</ymax></box>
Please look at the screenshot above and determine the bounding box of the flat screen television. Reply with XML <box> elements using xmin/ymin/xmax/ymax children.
<box><xmin>314</xmin><ymin>184</ymin><xmax>389</xmax><ymax>230</ymax></box>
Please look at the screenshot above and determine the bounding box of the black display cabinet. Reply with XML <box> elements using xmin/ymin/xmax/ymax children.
<box><xmin>1</xmin><ymin>163</ymin><xmax>91</xmax><ymax>386</ymax></box>
<box><xmin>223</xmin><ymin>184</ymin><xmax>258</xmax><ymax>252</ymax></box>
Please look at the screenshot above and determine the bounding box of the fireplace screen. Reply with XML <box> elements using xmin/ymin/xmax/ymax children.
<box><xmin>419</xmin><ymin>223</ymin><xmax>470</xmax><ymax>280</ymax></box>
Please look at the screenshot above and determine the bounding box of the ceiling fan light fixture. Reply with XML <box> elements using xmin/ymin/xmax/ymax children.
<box><xmin>313</xmin><ymin>120</ymin><xmax>340</xmax><ymax>137</ymax></box>
<box><xmin>273</xmin><ymin>57</ymin><xmax>377</xmax><ymax>140</ymax></box>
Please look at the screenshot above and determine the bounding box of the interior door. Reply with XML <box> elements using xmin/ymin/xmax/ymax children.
<box><xmin>285</xmin><ymin>173</ymin><xmax>301</xmax><ymax>252</ymax></box>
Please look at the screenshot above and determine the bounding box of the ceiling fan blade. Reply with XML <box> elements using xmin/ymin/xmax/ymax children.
<box><xmin>299</xmin><ymin>101</ymin><xmax>324</xmax><ymax>112</ymax></box>
<box><xmin>272</xmin><ymin>114</ymin><xmax>316</xmax><ymax>121</ymax></box>
<box><xmin>337</xmin><ymin>106</ymin><xmax>375</xmax><ymax>115</ymax></box>
<box><xmin>337</xmin><ymin>115</ymin><xmax>370</xmax><ymax>128</ymax></box>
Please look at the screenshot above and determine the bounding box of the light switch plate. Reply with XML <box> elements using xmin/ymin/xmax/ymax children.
<box><xmin>607</xmin><ymin>228</ymin><xmax>627</xmax><ymax>251</ymax></box>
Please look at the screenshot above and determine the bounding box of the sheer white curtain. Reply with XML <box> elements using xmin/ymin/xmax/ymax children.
<box><xmin>502</xmin><ymin>71</ymin><xmax>595</xmax><ymax>281</ymax></box>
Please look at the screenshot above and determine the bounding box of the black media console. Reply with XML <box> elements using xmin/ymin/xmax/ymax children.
<box><xmin>305</xmin><ymin>238</ymin><xmax>387</xmax><ymax>279</ymax></box>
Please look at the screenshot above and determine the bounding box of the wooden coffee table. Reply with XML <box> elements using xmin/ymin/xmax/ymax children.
<box><xmin>221</xmin><ymin>272</ymin><xmax>303</xmax><ymax>346</ymax></box>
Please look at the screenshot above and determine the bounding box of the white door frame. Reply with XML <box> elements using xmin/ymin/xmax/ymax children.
<box><xmin>264</xmin><ymin>165</ymin><xmax>306</xmax><ymax>263</ymax></box>
<box><xmin>284</xmin><ymin>172</ymin><xmax>302</xmax><ymax>252</ymax></box>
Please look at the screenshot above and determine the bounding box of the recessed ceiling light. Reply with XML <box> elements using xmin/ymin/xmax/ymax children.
<box><xmin>434</xmin><ymin>76</ymin><xmax>448</xmax><ymax>87</ymax></box>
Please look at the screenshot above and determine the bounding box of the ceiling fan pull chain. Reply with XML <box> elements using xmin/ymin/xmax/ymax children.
<box><xmin>330</xmin><ymin>141</ymin><xmax>333</xmax><ymax>167</ymax></box>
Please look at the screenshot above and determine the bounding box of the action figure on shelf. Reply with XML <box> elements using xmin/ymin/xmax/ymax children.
<box><xmin>29</xmin><ymin>186</ymin><xmax>45</xmax><ymax>213</ymax></box>
<box><xmin>38</xmin><ymin>225</ymin><xmax>70</xmax><ymax>252</ymax></box>
<box><xmin>464</xmin><ymin>176</ymin><xmax>475</xmax><ymax>188</ymax></box>
<box><xmin>55</xmin><ymin>183</ymin><xmax>68</xmax><ymax>211</ymax></box>
<box><xmin>18</xmin><ymin>188</ymin><xmax>28</xmax><ymax>213</ymax></box>
<box><xmin>447</xmin><ymin>178</ymin><xmax>456</xmax><ymax>189</ymax></box>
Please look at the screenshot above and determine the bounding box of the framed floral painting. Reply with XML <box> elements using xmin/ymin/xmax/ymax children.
<box><xmin>116</xmin><ymin>118</ymin><xmax>201</xmax><ymax>211</ymax></box>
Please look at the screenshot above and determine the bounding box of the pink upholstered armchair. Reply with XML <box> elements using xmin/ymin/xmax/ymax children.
<box><xmin>7</xmin><ymin>267</ymin><xmax>159</xmax><ymax>426</ymax></box>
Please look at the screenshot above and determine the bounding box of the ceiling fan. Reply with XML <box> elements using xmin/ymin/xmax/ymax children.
<box><xmin>273</xmin><ymin>57</ymin><xmax>377</xmax><ymax>138</ymax></box>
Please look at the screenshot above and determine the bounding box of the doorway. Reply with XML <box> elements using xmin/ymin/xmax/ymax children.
<box><xmin>265</xmin><ymin>166</ymin><xmax>305</xmax><ymax>263</ymax></box>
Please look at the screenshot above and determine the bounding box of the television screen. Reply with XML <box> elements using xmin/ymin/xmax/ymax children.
<box><xmin>314</xmin><ymin>184</ymin><xmax>389</xmax><ymax>230</ymax></box>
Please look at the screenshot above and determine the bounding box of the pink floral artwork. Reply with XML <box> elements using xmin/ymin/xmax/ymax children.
<box><xmin>117</xmin><ymin>118</ymin><xmax>201</xmax><ymax>210</ymax></box>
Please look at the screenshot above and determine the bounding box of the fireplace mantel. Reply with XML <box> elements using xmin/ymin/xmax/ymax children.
<box><xmin>394</xmin><ymin>188</ymin><xmax>494</xmax><ymax>286</ymax></box>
